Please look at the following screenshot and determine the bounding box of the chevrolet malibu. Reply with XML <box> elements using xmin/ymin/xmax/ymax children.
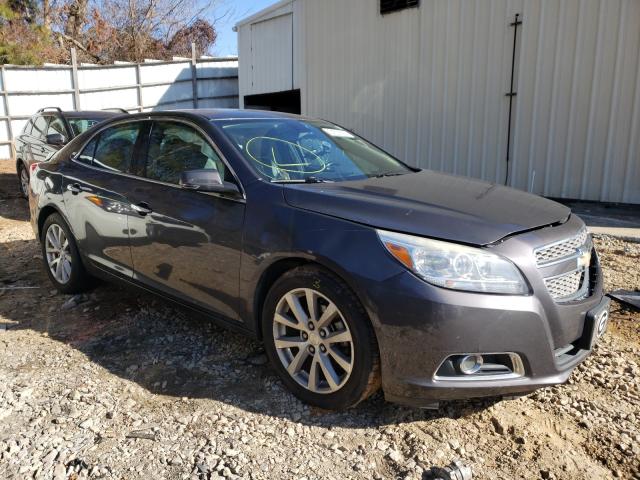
<box><xmin>28</xmin><ymin>109</ymin><xmax>610</xmax><ymax>410</ymax></box>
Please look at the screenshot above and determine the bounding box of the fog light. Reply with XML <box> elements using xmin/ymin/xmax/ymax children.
<box><xmin>458</xmin><ymin>355</ymin><xmax>484</xmax><ymax>375</ymax></box>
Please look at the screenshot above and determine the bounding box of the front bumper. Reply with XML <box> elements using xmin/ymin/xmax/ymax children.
<box><xmin>362</xmin><ymin>220</ymin><xmax>606</xmax><ymax>408</ymax></box>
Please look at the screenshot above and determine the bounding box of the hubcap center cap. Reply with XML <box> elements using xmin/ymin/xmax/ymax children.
<box><xmin>307</xmin><ymin>330</ymin><xmax>321</xmax><ymax>346</ymax></box>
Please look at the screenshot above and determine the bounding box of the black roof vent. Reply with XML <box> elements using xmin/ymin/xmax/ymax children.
<box><xmin>381</xmin><ymin>0</ymin><xmax>419</xmax><ymax>15</ymax></box>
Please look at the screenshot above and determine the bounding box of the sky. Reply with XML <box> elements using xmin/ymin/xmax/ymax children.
<box><xmin>211</xmin><ymin>0</ymin><xmax>280</xmax><ymax>57</ymax></box>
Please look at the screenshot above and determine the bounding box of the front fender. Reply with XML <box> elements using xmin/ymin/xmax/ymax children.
<box><xmin>238</xmin><ymin>182</ymin><xmax>406</xmax><ymax>335</ymax></box>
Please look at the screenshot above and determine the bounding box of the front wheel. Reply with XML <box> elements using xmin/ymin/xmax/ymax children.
<box><xmin>262</xmin><ymin>266</ymin><xmax>380</xmax><ymax>410</ymax></box>
<box><xmin>41</xmin><ymin>213</ymin><xmax>91</xmax><ymax>294</ymax></box>
<box><xmin>17</xmin><ymin>162</ymin><xmax>29</xmax><ymax>198</ymax></box>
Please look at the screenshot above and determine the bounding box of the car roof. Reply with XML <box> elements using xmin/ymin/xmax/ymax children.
<box><xmin>61</xmin><ymin>110</ymin><xmax>124</xmax><ymax>119</ymax></box>
<box><xmin>121</xmin><ymin>108</ymin><xmax>307</xmax><ymax>122</ymax></box>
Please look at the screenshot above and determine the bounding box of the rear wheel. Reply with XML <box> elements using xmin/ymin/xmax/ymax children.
<box><xmin>17</xmin><ymin>162</ymin><xmax>29</xmax><ymax>198</ymax></box>
<box><xmin>41</xmin><ymin>213</ymin><xmax>91</xmax><ymax>294</ymax></box>
<box><xmin>262</xmin><ymin>266</ymin><xmax>380</xmax><ymax>410</ymax></box>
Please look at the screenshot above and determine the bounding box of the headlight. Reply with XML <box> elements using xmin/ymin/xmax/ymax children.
<box><xmin>377</xmin><ymin>229</ymin><xmax>529</xmax><ymax>295</ymax></box>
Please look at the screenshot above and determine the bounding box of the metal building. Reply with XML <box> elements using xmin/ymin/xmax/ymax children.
<box><xmin>236</xmin><ymin>0</ymin><xmax>640</xmax><ymax>204</ymax></box>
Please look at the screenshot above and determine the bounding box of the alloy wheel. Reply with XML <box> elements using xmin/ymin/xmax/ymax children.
<box><xmin>45</xmin><ymin>224</ymin><xmax>72</xmax><ymax>284</ymax></box>
<box><xmin>272</xmin><ymin>288</ymin><xmax>354</xmax><ymax>394</ymax></box>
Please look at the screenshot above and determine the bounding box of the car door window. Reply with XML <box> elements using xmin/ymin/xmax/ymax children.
<box><xmin>144</xmin><ymin>121</ymin><xmax>228</xmax><ymax>184</ymax></box>
<box><xmin>47</xmin><ymin>117</ymin><xmax>67</xmax><ymax>142</ymax></box>
<box><xmin>22</xmin><ymin>119</ymin><xmax>34</xmax><ymax>135</ymax></box>
<box><xmin>92</xmin><ymin>123</ymin><xmax>141</xmax><ymax>173</ymax></box>
<box><xmin>32</xmin><ymin>115</ymin><xmax>49</xmax><ymax>139</ymax></box>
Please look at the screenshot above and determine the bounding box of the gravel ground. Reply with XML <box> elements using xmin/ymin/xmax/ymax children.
<box><xmin>0</xmin><ymin>160</ymin><xmax>639</xmax><ymax>480</ymax></box>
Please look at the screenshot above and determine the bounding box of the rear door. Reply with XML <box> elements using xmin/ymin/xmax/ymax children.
<box><xmin>60</xmin><ymin>121</ymin><xmax>147</xmax><ymax>277</ymax></box>
<box><xmin>29</xmin><ymin>115</ymin><xmax>52</xmax><ymax>164</ymax></box>
<box><xmin>125</xmin><ymin>119</ymin><xmax>245</xmax><ymax>319</ymax></box>
<box><xmin>15</xmin><ymin>118</ymin><xmax>34</xmax><ymax>161</ymax></box>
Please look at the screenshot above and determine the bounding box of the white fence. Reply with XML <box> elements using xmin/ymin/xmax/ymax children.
<box><xmin>0</xmin><ymin>50</ymin><xmax>239</xmax><ymax>159</ymax></box>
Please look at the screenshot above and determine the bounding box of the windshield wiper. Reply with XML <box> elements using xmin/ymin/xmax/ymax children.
<box><xmin>272</xmin><ymin>177</ymin><xmax>329</xmax><ymax>184</ymax></box>
<box><xmin>372</xmin><ymin>172</ymin><xmax>407</xmax><ymax>178</ymax></box>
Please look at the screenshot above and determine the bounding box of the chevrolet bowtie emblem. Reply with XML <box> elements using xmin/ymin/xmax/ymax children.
<box><xmin>576</xmin><ymin>247</ymin><xmax>591</xmax><ymax>269</ymax></box>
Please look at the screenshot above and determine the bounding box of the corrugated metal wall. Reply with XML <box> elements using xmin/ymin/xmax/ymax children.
<box><xmin>239</xmin><ymin>0</ymin><xmax>640</xmax><ymax>203</ymax></box>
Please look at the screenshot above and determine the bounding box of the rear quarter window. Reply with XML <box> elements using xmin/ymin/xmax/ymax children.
<box><xmin>76</xmin><ymin>136</ymin><xmax>98</xmax><ymax>165</ymax></box>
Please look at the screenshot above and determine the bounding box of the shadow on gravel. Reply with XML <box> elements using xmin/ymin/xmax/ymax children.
<box><xmin>1</xmin><ymin>280</ymin><xmax>501</xmax><ymax>428</ymax></box>
<box><xmin>0</xmin><ymin>171</ymin><xmax>501</xmax><ymax>430</ymax></box>
<box><xmin>0</xmin><ymin>171</ymin><xmax>30</xmax><ymax>222</ymax></box>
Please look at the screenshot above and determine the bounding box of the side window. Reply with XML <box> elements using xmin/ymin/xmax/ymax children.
<box><xmin>47</xmin><ymin>117</ymin><xmax>67</xmax><ymax>142</ymax></box>
<box><xmin>22</xmin><ymin>119</ymin><xmax>34</xmax><ymax>135</ymax></box>
<box><xmin>68</xmin><ymin>118</ymin><xmax>100</xmax><ymax>136</ymax></box>
<box><xmin>77</xmin><ymin>136</ymin><xmax>98</xmax><ymax>165</ymax></box>
<box><xmin>32</xmin><ymin>115</ymin><xmax>49</xmax><ymax>140</ymax></box>
<box><xmin>92</xmin><ymin>123</ymin><xmax>141</xmax><ymax>173</ymax></box>
<box><xmin>144</xmin><ymin>121</ymin><xmax>228</xmax><ymax>184</ymax></box>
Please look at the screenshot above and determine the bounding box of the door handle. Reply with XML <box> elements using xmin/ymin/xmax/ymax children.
<box><xmin>131</xmin><ymin>202</ymin><xmax>153</xmax><ymax>216</ymax></box>
<box><xmin>66</xmin><ymin>183</ymin><xmax>82</xmax><ymax>195</ymax></box>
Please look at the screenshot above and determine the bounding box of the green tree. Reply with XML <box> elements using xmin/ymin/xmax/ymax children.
<box><xmin>0</xmin><ymin>0</ymin><xmax>64</xmax><ymax>65</ymax></box>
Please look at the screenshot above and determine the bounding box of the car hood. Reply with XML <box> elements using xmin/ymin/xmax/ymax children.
<box><xmin>282</xmin><ymin>170</ymin><xmax>570</xmax><ymax>245</ymax></box>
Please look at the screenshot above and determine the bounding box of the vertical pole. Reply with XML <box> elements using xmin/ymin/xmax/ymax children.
<box><xmin>135</xmin><ymin>63</ymin><xmax>144</xmax><ymax>112</ymax></box>
<box><xmin>191</xmin><ymin>43</ymin><xmax>199</xmax><ymax>109</ymax></box>
<box><xmin>0</xmin><ymin>65</ymin><xmax>14</xmax><ymax>160</ymax></box>
<box><xmin>70</xmin><ymin>47</ymin><xmax>81</xmax><ymax>110</ymax></box>
<box><xmin>504</xmin><ymin>13</ymin><xmax>522</xmax><ymax>186</ymax></box>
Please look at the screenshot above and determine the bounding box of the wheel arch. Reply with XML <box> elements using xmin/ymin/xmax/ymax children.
<box><xmin>252</xmin><ymin>256</ymin><xmax>375</xmax><ymax>341</ymax></box>
<box><xmin>37</xmin><ymin>205</ymin><xmax>63</xmax><ymax>239</ymax></box>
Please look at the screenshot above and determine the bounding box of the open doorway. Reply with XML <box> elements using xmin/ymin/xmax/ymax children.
<box><xmin>244</xmin><ymin>89</ymin><xmax>301</xmax><ymax>114</ymax></box>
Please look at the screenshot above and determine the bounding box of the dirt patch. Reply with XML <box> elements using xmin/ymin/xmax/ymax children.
<box><xmin>0</xmin><ymin>159</ymin><xmax>638</xmax><ymax>479</ymax></box>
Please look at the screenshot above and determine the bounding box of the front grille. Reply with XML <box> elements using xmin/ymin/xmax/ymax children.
<box><xmin>535</xmin><ymin>227</ymin><xmax>593</xmax><ymax>302</ymax></box>
<box><xmin>535</xmin><ymin>227</ymin><xmax>588</xmax><ymax>266</ymax></box>
<box><xmin>544</xmin><ymin>270</ymin><xmax>585</xmax><ymax>300</ymax></box>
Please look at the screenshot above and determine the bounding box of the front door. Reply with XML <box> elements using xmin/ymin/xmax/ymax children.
<box><xmin>126</xmin><ymin>120</ymin><xmax>245</xmax><ymax>320</ymax></box>
<box><xmin>43</xmin><ymin>115</ymin><xmax>69</xmax><ymax>158</ymax></box>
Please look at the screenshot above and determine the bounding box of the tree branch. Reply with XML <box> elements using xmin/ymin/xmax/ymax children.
<box><xmin>55</xmin><ymin>32</ymin><xmax>101</xmax><ymax>61</ymax></box>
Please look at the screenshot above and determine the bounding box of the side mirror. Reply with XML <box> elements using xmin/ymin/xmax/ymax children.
<box><xmin>46</xmin><ymin>133</ymin><xmax>65</xmax><ymax>146</ymax></box>
<box><xmin>179</xmin><ymin>169</ymin><xmax>240</xmax><ymax>195</ymax></box>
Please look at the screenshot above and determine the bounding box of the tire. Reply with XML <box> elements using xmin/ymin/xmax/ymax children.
<box><xmin>41</xmin><ymin>213</ymin><xmax>91</xmax><ymax>294</ymax></box>
<box><xmin>262</xmin><ymin>266</ymin><xmax>380</xmax><ymax>410</ymax></box>
<box><xmin>17</xmin><ymin>162</ymin><xmax>29</xmax><ymax>198</ymax></box>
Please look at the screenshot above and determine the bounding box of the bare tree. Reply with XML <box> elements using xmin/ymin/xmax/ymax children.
<box><xmin>2</xmin><ymin>0</ymin><xmax>223</xmax><ymax>64</ymax></box>
<box><xmin>63</xmin><ymin>0</ymin><xmax>87</xmax><ymax>39</ymax></box>
<box><xmin>91</xmin><ymin>0</ymin><xmax>215</xmax><ymax>61</ymax></box>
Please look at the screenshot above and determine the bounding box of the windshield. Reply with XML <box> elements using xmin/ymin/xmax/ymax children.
<box><xmin>213</xmin><ymin>118</ymin><xmax>412</xmax><ymax>182</ymax></box>
<box><xmin>67</xmin><ymin>118</ymin><xmax>101</xmax><ymax>136</ymax></box>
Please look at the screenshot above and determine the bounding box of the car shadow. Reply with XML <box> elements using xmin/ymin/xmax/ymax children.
<box><xmin>0</xmin><ymin>167</ymin><xmax>502</xmax><ymax>429</ymax></box>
